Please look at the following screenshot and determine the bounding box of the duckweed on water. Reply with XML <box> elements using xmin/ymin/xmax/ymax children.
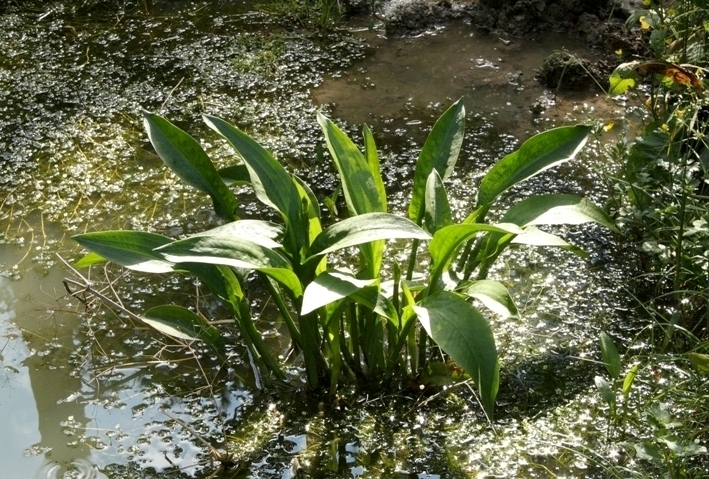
<box><xmin>0</xmin><ymin>1</ymin><xmax>365</xmax><ymax>247</ymax></box>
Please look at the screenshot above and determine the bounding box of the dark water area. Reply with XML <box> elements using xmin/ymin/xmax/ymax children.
<box><xmin>0</xmin><ymin>1</ymin><xmax>643</xmax><ymax>478</ymax></box>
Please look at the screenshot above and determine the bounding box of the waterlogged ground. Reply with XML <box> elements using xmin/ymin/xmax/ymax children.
<box><xmin>0</xmin><ymin>1</ymin><xmax>658</xmax><ymax>478</ymax></box>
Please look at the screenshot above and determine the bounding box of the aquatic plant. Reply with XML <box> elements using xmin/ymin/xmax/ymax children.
<box><xmin>71</xmin><ymin>100</ymin><xmax>616</xmax><ymax>419</ymax></box>
<box><xmin>593</xmin><ymin>330</ymin><xmax>708</xmax><ymax>478</ymax></box>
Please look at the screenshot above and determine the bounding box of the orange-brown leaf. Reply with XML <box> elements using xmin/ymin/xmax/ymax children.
<box><xmin>634</xmin><ymin>61</ymin><xmax>704</xmax><ymax>92</ymax></box>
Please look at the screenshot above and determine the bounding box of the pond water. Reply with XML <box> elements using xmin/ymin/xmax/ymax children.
<box><xmin>0</xmin><ymin>1</ymin><xmax>637</xmax><ymax>478</ymax></box>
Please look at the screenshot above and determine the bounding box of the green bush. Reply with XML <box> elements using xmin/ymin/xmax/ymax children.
<box><xmin>609</xmin><ymin>60</ymin><xmax>709</xmax><ymax>331</ymax></box>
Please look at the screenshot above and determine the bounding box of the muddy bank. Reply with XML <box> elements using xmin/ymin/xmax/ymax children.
<box><xmin>377</xmin><ymin>0</ymin><xmax>647</xmax><ymax>90</ymax></box>
<box><xmin>382</xmin><ymin>0</ymin><xmax>644</xmax><ymax>46</ymax></box>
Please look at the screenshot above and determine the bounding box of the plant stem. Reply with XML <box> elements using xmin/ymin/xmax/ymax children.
<box><xmin>261</xmin><ymin>274</ymin><xmax>302</xmax><ymax>346</ymax></box>
<box><xmin>405</xmin><ymin>238</ymin><xmax>420</xmax><ymax>281</ymax></box>
<box><xmin>236</xmin><ymin>298</ymin><xmax>285</xmax><ymax>382</ymax></box>
<box><xmin>417</xmin><ymin>328</ymin><xmax>428</xmax><ymax>371</ymax></box>
<box><xmin>299</xmin><ymin>311</ymin><xmax>326</xmax><ymax>388</ymax></box>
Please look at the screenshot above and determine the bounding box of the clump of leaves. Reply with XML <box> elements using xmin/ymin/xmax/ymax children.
<box><xmin>72</xmin><ymin>100</ymin><xmax>616</xmax><ymax>418</ymax></box>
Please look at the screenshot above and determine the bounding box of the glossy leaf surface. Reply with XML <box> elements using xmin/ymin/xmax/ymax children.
<box><xmin>194</xmin><ymin>220</ymin><xmax>284</xmax><ymax>248</ymax></box>
<box><xmin>600</xmin><ymin>331</ymin><xmax>622</xmax><ymax>379</ymax></box>
<box><xmin>307</xmin><ymin>213</ymin><xmax>430</xmax><ymax>259</ymax></box>
<box><xmin>429</xmin><ymin>223</ymin><xmax>523</xmax><ymax>275</ymax></box>
<box><xmin>143</xmin><ymin>305</ymin><xmax>223</xmax><ymax>351</ymax></box>
<box><xmin>424</xmin><ymin>170</ymin><xmax>453</xmax><ymax>234</ymax></box>
<box><xmin>510</xmin><ymin>226</ymin><xmax>588</xmax><ymax>257</ymax></box>
<box><xmin>204</xmin><ymin>115</ymin><xmax>306</xmax><ymax>248</ymax></box>
<box><xmin>73</xmin><ymin>231</ymin><xmax>175</xmax><ymax>273</ymax></box>
<box><xmin>459</xmin><ymin>280</ymin><xmax>519</xmax><ymax>318</ymax></box>
<box><xmin>477</xmin><ymin>125</ymin><xmax>591</xmax><ymax>206</ymax></box>
<box><xmin>318</xmin><ymin>113</ymin><xmax>386</xmax><ymax>215</ymax></box>
<box><xmin>143</xmin><ymin>112</ymin><xmax>238</xmax><ymax>220</ymax></box>
<box><xmin>301</xmin><ymin>270</ymin><xmax>376</xmax><ymax>315</ymax></box>
<box><xmin>155</xmin><ymin>235</ymin><xmax>303</xmax><ymax>297</ymax></box>
<box><xmin>501</xmin><ymin>194</ymin><xmax>620</xmax><ymax>232</ymax></box>
<box><xmin>415</xmin><ymin>291</ymin><xmax>499</xmax><ymax>419</ymax></box>
<box><xmin>409</xmin><ymin>99</ymin><xmax>465</xmax><ymax>223</ymax></box>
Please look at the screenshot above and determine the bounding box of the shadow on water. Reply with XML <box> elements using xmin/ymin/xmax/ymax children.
<box><xmin>0</xmin><ymin>0</ymin><xmax>640</xmax><ymax>478</ymax></box>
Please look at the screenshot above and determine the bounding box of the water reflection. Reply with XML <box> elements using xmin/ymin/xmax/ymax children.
<box><xmin>0</xmin><ymin>238</ymin><xmax>228</xmax><ymax>475</ymax></box>
<box><xmin>314</xmin><ymin>24</ymin><xmax>615</xmax><ymax>135</ymax></box>
<box><xmin>35</xmin><ymin>458</ymin><xmax>109</xmax><ymax>479</ymax></box>
<box><xmin>0</xmin><ymin>255</ymin><xmax>90</xmax><ymax>477</ymax></box>
<box><xmin>0</xmin><ymin>307</ymin><xmax>43</xmax><ymax>477</ymax></box>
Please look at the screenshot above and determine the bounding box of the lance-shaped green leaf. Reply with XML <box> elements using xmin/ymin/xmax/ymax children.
<box><xmin>415</xmin><ymin>291</ymin><xmax>499</xmax><ymax>419</ymax></box>
<box><xmin>623</xmin><ymin>364</ymin><xmax>639</xmax><ymax>397</ymax></box>
<box><xmin>317</xmin><ymin>113</ymin><xmax>386</xmax><ymax>216</ymax></box>
<box><xmin>142</xmin><ymin>304</ymin><xmax>224</xmax><ymax>353</ymax></box>
<box><xmin>361</xmin><ymin>124</ymin><xmax>388</xmax><ymax>278</ymax></box>
<box><xmin>409</xmin><ymin>99</ymin><xmax>465</xmax><ymax>223</ymax></box>
<box><xmin>501</xmin><ymin>194</ymin><xmax>620</xmax><ymax>232</ymax></box>
<box><xmin>218</xmin><ymin>164</ymin><xmax>251</xmax><ymax>186</ymax></box>
<box><xmin>301</xmin><ymin>270</ymin><xmax>377</xmax><ymax>315</ymax></box>
<box><xmin>477</xmin><ymin>125</ymin><xmax>591</xmax><ymax>207</ymax></box>
<box><xmin>73</xmin><ymin>230</ymin><xmax>175</xmax><ymax>273</ymax></box>
<box><xmin>458</xmin><ymin>280</ymin><xmax>519</xmax><ymax>318</ymax></box>
<box><xmin>510</xmin><ymin>226</ymin><xmax>588</xmax><ymax>257</ymax></box>
<box><xmin>178</xmin><ymin>262</ymin><xmax>245</xmax><ymax>303</ymax></box>
<box><xmin>292</xmin><ymin>174</ymin><xmax>323</xmax><ymax>246</ymax></box>
<box><xmin>424</xmin><ymin>170</ymin><xmax>453</xmax><ymax>234</ymax></box>
<box><xmin>155</xmin><ymin>234</ymin><xmax>303</xmax><ymax>297</ymax></box>
<box><xmin>600</xmin><ymin>332</ymin><xmax>622</xmax><ymax>379</ymax></box>
<box><xmin>203</xmin><ymin>115</ymin><xmax>306</xmax><ymax>249</ymax></box>
<box><xmin>349</xmin><ymin>287</ymin><xmax>399</xmax><ymax>325</ymax></box>
<box><xmin>363</xmin><ymin>124</ymin><xmax>387</xmax><ymax>211</ymax></box>
<box><xmin>594</xmin><ymin>376</ymin><xmax>615</xmax><ymax>407</ymax></box>
<box><xmin>142</xmin><ymin>112</ymin><xmax>238</xmax><ymax>221</ymax></box>
<box><xmin>307</xmin><ymin>212</ymin><xmax>430</xmax><ymax>260</ymax></box>
<box><xmin>74</xmin><ymin>251</ymin><xmax>107</xmax><ymax>269</ymax></box>
<box><xmin>194</xmin><ymin>220</ymin><xmax>285</xmax><ymax>249</ymax></box>
<box><xmin>318</xmin><ymin>115</ymin><xmax>387</xmax><ymax>278</ymax></box>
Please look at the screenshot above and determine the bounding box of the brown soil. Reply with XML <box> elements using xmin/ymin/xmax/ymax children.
<box><xmin>378</xmin><ymin>0</ymin><xmax>649</xmax><ymax>90</ymax></box>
